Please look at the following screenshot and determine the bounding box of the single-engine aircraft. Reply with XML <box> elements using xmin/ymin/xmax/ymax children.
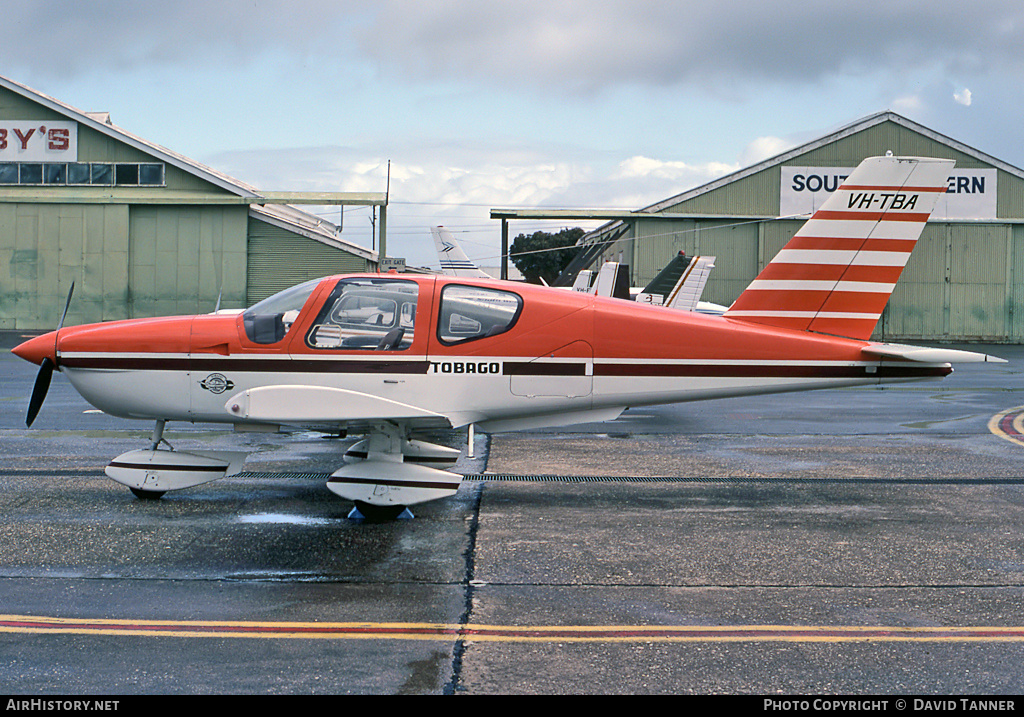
<box><xmin>12</xmin><ymin>155</ymin><xmax>1006</xmax><ymax>519</ymax></box>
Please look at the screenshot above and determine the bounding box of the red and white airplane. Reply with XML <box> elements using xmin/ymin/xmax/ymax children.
<box><xmin>12</xmin><ymin>154</ymin><xmax>1006</xmax><ymax>519</ymax></box>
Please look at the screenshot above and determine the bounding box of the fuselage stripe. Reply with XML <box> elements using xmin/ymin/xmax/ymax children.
<box><xmin>591</xmin><ymin>364</ymin><xmax>948</xmax><ymax>378</ymax></box>
<box><xmin>58</xmin><ymin>355</ymin><xmax>950</xmax><ymax>379</ymax></box>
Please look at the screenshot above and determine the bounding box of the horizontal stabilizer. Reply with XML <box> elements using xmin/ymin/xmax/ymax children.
<box><xmin>862</xmin><ymin>343</ymin><xmax>1007</xmax><ymax>364</ymax></box>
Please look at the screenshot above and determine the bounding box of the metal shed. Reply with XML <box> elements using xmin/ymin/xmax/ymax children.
<box><xmin>0</xmin><ymin>74</ymin><xmax>382</xmax><ymax>330</ymax></box>
<box><xmin>581</xmin><ymin>112</ymin><xmax>1024</xmax><ymax>343</ymax></box>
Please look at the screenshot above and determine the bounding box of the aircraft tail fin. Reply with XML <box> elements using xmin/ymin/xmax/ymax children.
<box><xmin>571</xmin><ymin>269</ymin><xmax>594</xmax><ymax>292</ymax></box>
<box><xmin>636</xmin><ymin>253</ymin><xmax>716</xmax><ymax>310</ymax></box>
<box><xmin>590</xmin><ymin>262</ymin><xmax>632</xmax><ymax>300</ymax></box>
<box><xmin>725</xmin><ymin>155</ymin><xmax>954</xmax><ymax>340</ymax></box>
<box><xmin>431</xmin><ymin>227</ymin><xmax>492</xmax><ymax>279</ymax></box>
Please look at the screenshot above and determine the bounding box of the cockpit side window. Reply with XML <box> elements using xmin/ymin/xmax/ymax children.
<box><xmin>437</xmin><ymin>284</ymin><xmax>522</xmax><ymax>345</ymax></box>
<box><xmin>305</xmin><ymin>278</ymin><xmax>417</xmax><ymax>351</ymax></box>
<box><xmin>242</xmin><ymin>278</ymin><xmax>320</xmax><ymax>345</ymax></box>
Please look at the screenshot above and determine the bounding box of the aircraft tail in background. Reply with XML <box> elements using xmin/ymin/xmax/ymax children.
<box><xmin>431</xmin><ymin>227</ymin><xmax>492</xmax><ymax>279</ymax></box>
<box><xmin>636</xmin><ymin>253</ymin><xmax>717</xmax><ymax>312</ymax></box>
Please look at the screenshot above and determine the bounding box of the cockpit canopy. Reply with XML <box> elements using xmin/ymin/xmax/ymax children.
<box><xmin>242</xmin><ymin>278</ymin><xmax>320</xmax><ymax>345</ymax></box>
<box><xmin>242</xmin><ymin>275</ymin><xmax>523</xmax><ymax>350</ymax></box>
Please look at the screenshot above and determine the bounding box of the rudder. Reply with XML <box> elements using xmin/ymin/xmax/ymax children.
<box><xmin>725</xmin><ymin>155</ymin><xmax>953</xmax><ymax>339</ymax></box>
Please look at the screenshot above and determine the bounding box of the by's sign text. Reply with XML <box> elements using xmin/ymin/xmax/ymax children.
<box><xmin>0</xmin><ymin>121</ymin><xmax>77</xmax><ymax>162</ymax></box>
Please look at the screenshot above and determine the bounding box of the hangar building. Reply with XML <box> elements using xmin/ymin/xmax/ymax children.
<box><xmin>0</xmin><ymin>75</ymin><xmax>380</xmax><ymax>331</ymax></box>
<box><xmin>581</xmin><ymin>112</ymin><xmax>1024</xmax><ymax>343</ymax></box>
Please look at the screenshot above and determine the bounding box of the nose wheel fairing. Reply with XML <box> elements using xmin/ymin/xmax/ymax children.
<box><xmin>105</xmin><ymin>448</ymin><xmax>247</xmax><ymax>495</ymax></box>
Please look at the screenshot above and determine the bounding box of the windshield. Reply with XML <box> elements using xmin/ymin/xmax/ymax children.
<box><xmin>242</xmin><ymin>278</ymin><xmax>321</xmax><ymax>344</ymax></box>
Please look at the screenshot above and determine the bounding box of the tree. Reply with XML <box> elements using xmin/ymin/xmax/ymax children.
<box><xmin>509</xmin><ymin>227</ymin><xmax>585</xmax><ymax>285</ymax></box>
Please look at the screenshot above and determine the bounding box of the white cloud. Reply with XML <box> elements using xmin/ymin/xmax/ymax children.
<box><xmin>209</xmin><ymin>141</ymin><xmax>743</xmax><ymax>268</ymax></box>
<box><xmin>954</xmin><ymin>87</ymin><xmax>973</xmax><ymax>106</ymax></box>
<box><xmin>891</xmin><ymin>94</ymin><xmax>925</xmax><ymax>114</ymax></box>
<box><xmin>11</xmin><ymin>1</ymin><xmax>1020</xmax><ymax>269</ymax></box>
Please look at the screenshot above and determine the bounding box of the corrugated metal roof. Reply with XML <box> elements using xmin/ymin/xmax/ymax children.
<box><xmin>249</xmin><ymin>205</ymin><xmax>376</xmax><ymax>261</ymax></box>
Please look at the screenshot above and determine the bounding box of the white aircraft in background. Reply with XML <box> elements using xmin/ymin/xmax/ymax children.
<box><xmin>431</xmin><ymin>226</ymin><xmax>493</xmax><ymax>279</ymax></box>
<box><xmin>431</xmin><ymin>226</ymin><xmax>726</xmax><ymax>313</ymax></box>
<box><xmin>598</xmin><ymin>252</ymin><xmax>726</xmax><ymax>314</ymax></box>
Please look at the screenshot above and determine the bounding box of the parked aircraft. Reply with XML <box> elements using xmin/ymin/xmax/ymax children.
<box><xmin>629</xmin><ymin>253</ymin><xmax>725</xmax><ymax>314</ymax></box>
<box><xmin>12</xmin><ymin>155</ymin><xmax>1005</xmax><ymax>519</ymax></box>
<box><xmin>432</xmin><ymin>225</ymin><xmax>726</xmax><ymax>312</ymax></box>
<box><xmin>430</xmin><ymin>226</ymin><xmax>492</xmax><ymax>279</ymax></box>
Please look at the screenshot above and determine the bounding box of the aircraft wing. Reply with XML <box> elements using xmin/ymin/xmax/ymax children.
<box><xmin>222</xmin><ymin>385</ymin><xmax>626</xmax><ymax>435</ymax></box>
<box><xmin>224</xmin><ymin>385</ymin><xmax>450</xmax><ymax>427</ymax></box>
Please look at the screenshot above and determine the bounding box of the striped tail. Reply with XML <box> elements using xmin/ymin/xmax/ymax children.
<box><xmin>431</xmin><ymin>226</ymin><xmax>492</xmax><ymax>279</ymax></box>
<box><xmin>725</xmin><ymin>155</ymin><xmax>954</xmax><ymax>340</ymax></box>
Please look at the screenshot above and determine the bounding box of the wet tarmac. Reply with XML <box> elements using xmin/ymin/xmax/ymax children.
<box><xmin>1</xmin><ymin>330</ymin><xmax>1023</xmax><ymax>695</ymax></box>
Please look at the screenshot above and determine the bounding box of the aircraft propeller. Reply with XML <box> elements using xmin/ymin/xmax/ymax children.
<box><xmin>26</xmin><ymin>282</ymin><xmax>74</xmax><ymax>427</ymax></box>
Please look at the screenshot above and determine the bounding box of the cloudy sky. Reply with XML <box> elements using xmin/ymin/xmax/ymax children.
<box><xmin>2</xmin><ymin>1</ymin><xmax>1022</xmax><ymax>268</ymax></box>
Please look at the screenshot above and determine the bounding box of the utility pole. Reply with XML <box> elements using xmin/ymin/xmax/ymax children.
<box><xmin>379</xmin><ymin>160</ymin><xmax>390</xmax><ymax>263</ymax></box>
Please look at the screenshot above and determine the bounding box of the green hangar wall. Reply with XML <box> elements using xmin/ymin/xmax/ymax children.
<box><xmin>587</xmin><ymin>112</ymin><xmax>1024</xmax><ymax>342</ymax></box>
<box><xmin>0</xmin><ymin>75</ymin><xmax>376</xmax><ymax>331</ymax></box>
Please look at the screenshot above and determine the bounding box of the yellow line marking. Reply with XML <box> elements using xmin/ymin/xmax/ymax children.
<box><xmin>988</xmin><ymin>406</ymin><xmax>1024</xmax><ymax>447</ymax></box>
<box><xmin>3</xmin><ymin>615</ymin><xmax>1024</xmax><ymax>643</ymax></box>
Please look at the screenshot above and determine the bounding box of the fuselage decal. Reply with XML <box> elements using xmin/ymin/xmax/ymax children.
<box><xmin>59</xmin><ymin>353</ymin><xmax>950</xmax><ymax>381</ymax></box>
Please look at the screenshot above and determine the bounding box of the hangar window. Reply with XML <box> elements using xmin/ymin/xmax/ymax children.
<box><xmin>19</xmin><ymin>163</ymin><xmax>42</xmax><ymax>184</ymax></box>
<box><xmin>0</xmin><ymin>162</ymin><xmax>165</xmax><ymax>187</ymax></box>
<box><xmin>43</xmin><ymin>164</ymin><xmax>66</xmax><ymax>184</ymax></box>
<box><xmin>306</xmin><ymin>278</ymin><xmax>418</xmax><ymax>351</ymax></box>
<box><xmin>115</xmin><ymin>164</ymin><xmax>138</xmax><ymax>185</ymax></box>
<box><xmin>437</xmin><ymin>284</ymin><xmax>522</xmax><ymax>345</ymax></box>
<box><xmin>67</xmin><ymin>163</ymin><xmax>90</xmax><ymax>184</ymax></box>
<box><xmin>139</xmin><ymin>163</ymin><xmax>164</xmax><ymax>185</ymax></box>
<box><xmin>90</xmin><ymin>163</ymin><xmax>113</xmax><ymax>185</ymax></box>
